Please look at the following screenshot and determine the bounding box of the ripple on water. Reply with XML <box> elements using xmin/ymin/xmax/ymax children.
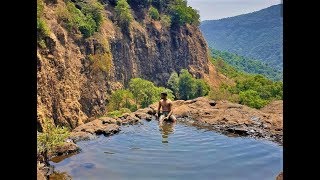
<box><xmin>50</xmin><ymin>120</ymin><xmax>283</xmax><ymax>180</ymax></box>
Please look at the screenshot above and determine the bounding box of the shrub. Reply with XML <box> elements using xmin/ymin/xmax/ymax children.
<box><xmin>178</xmin><ymin>69</ymin><xmax>195</xmax><ymax>100</ymax></box>
<box><xmin>37</xmin><ymin>119</ymin><xmax>70</xmax><ymax>164</ymax></box>
<box><xmin>167</xmin><ymin>69</ymin><xmax>209</xmax><ymax>100</ymax></box>
<box><xmin>107</xmin><ymin>89</ymin><xmax>135</xmax><ymax>111</ymax></box>
<box><xmin>193</xmin><ymin>79</ymin><xmax>210</xmax><ymax>98</ymax></box>
<box><xmin>210</xmin><ymin>57</ymin><xmax>283</xmax><ymax>109</ymax></box>
<box><xmin>149</xmin><ymin>6</ymin><xmax>160</xmax><ymax>20</ymax></box>
<box><xmin>129</xmin><ymin>78</ymin><xmax>174</xmax><ymax>108</ymax></box>
<box><xmin>169</xmin><ymin>0</ymin><xmax>200</xmax><ymax>26</ymax></box>
<box><xmin>239</xmin><ymin>90</ymin><xmax>269</xmax><ymax>109</ymax></box>
<box><xmin>57</xmin><ymin>0</ymin><xmax>104</xmax><ymax>38</ymax></box>
<box><xmin>208</xmin><ymin>87</ymin><xmax>240</xmax><ymax>103</ymax></box>
<box><xmin>37</xmin><ymin>18</ymin><xmax>51</xmax><ymax>37</ymax></box>
<box><xmin>115</xmin><ymin>0</ymin><xmax>133</xmax><ymax>27</ymax></box>
<box><xmin>88</xmin><ymin>52</ymin><xmax>112</xmax><ymax>73</ymax></box>
<box><xmin>160</xmin><ymin>14</ymin><xmax>171</xmax><ymax>27</ymax></box>
<box><xmin>107</xmin><ymin>108</ymin><xmax>132</xmax><ymax>118</ymax></box>
<box><xmin>167</xmin><ymin>71</ymin><xmax>179</xmax><ymax>98</ymax></box>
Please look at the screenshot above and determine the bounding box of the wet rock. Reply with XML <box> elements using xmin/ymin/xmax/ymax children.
<box><xmin>121</xmin><ymin>115</ymin><xmax>140</xmax><ymax>125</ymax></box>
<box><xmin>54</xmin><ymin>142</ymin><xmax>80</xmax><ymax>156</ymax></box>
<box><xmin>73</xmin><ymin>119</ymin><xmax>120</xmax><ymax>136</ymax></box>
<box><xmin>69</xmin><ymin>131</ymin><xmax>96</xmax><ymax>142</ymax></box>
<box><xmin>119</xmin><ymin>113</ymin><xmax>131</xmax><ymax>119</ymax></box>
<box><xmin>99</xmin><ymin>117</ymin><xmax>117</xmax><ymax>124</ymax></box>
<box><xmin>209</xmin><ymin>100</ymin><xmax>216</xmax><ymax>106</ymax></box>
<box><xmin>147</xmin><ymin>107</ymin><xmax>156</xmax><ymax>115</ymax></box>
<box><xmin>135</xmin><ymin>112</ymin><xmax>152</xmax><ymax>121</ymax></box>
<box><xmin>226</xmin><ymin>128</ymin><xmax>249</xmax><ymax>136</ymax></box>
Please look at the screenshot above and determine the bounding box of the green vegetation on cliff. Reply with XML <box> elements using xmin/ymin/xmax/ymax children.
<box><xmin>37</xmin><ymin>0</ymin><xmax>51</xmax><ymax>48</ymax></box>
<box><xmin>57</xmin><ymin>0</ymin><xmax>104</xmax><ymax>38</ymax></box>
<box><xmin>115</xmin><ymin>0</ymin><xmax>134</xmax><ymax>27</ymax></box>
<box><xmin>149</xmin><ymin>6</ymin><xmax>160</xmax><ymax>20</ymax></box>
<box><xmin>209</xmin><ymin>58</ymin><xmax>283</xmax><ymax>109</ymax></box>
<box><xmin>37</xmin><ymin>119</ymin><xmax>70</xmax><ymax>164</ymax></box>
<box><xmin>169</xmin><ymin>0</ymin><xmax>200</xmax><ymax>26</ymax></box>
<box><xmin>211</xmin><ymin>48</ymin><xmax>282</xmax><ymax>81</ymax></box>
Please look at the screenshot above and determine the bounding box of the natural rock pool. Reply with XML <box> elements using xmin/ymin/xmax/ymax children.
<box><xmin>50</xmin><ymin>119</ymin><xmax>283</xmax><ymax>180</ymax></box>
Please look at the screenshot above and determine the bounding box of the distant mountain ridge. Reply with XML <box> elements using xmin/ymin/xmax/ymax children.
<box><xmin>200</xmin><ymin>4</ymin><xmax>283</xmax><ymax>70</ymax></box>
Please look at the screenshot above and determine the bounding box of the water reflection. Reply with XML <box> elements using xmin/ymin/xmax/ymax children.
<box><xmin>159</xmin><ymin>121</ymin><xmax>175</xmax><ymax>143</ymax></box>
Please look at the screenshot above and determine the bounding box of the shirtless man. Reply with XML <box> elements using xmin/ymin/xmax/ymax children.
<box><xmin>157</xmin><ymin>92</ymin><xmax>177</xmax><ymax>125</ymax></box>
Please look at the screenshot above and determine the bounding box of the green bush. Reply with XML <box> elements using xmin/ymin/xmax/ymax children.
<box><xmin>178</xmin><ymin>69</ymin><xmax>196</xmax><ymax>100</ymax></box>
<box><xmin>169</xmin><ymin>0</ymin><xmax>200</xmax><ymax>26</ymax></box>
<box><xmin>37</xmin><ymin>0</ymin><xmax>51</xmax><ymax>43</ymax></box>
<box><xmin>37</xmin><ymin>18</ymin><xmax>51</xmax><ymax>37</ymax></box>
<box><xmin>167</xmin><ymin>71</ymin><xmax>179</xmax><ymax>98</ymax></box>
<box><xmin>167</xmin><ymin>69</ymin><xmax>209</xmax><ymax>100</ymax></box>
<box><xmin>129</xmin><ymin>78</ymin><xmax>174</xmax><ymax>108</ymax></box>
<box><xmin>210</xmin><ymin>57</ymin><xmax>283</xmax><ymax>109</ymax></box>
<box><xmin>57</xmin><ymin>0</ymin><xmax>104</xmax><ymax>38</ymax></box>
<box><xmin>88</xmin><ymin>52</ymin><xmax>112</xmax><ymax>72</ymax></box>
<box><xmin>194</xmin><ymin>79</ymin><xmax>210</xmax><ymax>98</ymax></box>
<box><xmin>149</xmin><ymin>6</ymin><xmax>160</xmax><ymax>20</ymax></box>
<box><xmin>107</xmin><ymin>108</ymin><xmax>132</xmax><ymax>118</ymax></box>
<box><xmin>209</xmin><ymin>87</ymin><xmax>240</xmax><ymax>103</ymax></box>
<box><xmin>115</xmin><ymin>0</ymin><xmax>133</xmax><ymax>27</ymax></box>
<box><xmin>37</xmin><ymin>0</ymin><xmax>44</xmax><ymax>18</ymax></box>
<box><xmin>37</xmin><ymin>119</ymin><xmax>70</xmax><ymax>164</ymax></box>
<box><xmin>160</xmin><ymin>14</ymin><xmax>171</xmax><ymax>27</ymax></box>
<box><xmin>108</xmin><ymin>89</ymin><xmax>135</xmax><ymax>111</ymax></box>
<box><xmin>128</xmin><ymin>0</ymin><xmax>150</xmax><ymax>9</ymax></box>
<box><xmin>151</xmin><ymin>0</ymin><xmax>167</xmax><ymax>12</ymax></box>
<box><xmin>239</xmin><ymin>90</ymin><xmax>269</xmax><ymax>109</ymax></box>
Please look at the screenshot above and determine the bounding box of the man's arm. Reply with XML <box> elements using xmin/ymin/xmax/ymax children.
<box><xmin>166</xmin><ymin>102</ymin><xmax>173</xmax><ymax>119</ymax></box>
<box><xmin>157</xmin><ymin>101</ymin><xmax>161</xmax><ymax>117</ymax></box>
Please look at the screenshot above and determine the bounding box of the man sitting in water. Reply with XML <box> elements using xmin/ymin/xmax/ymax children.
<box><xmin>157</xmin><ymin>92</ymin><xmax>177</xmax><ymax>124</ymax></box>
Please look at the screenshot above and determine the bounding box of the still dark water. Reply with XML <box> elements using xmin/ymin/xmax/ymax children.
<box><xmin>51</xmin><ymin>120</ymin><xmax>283</xmax><ymax>180</ymax></box>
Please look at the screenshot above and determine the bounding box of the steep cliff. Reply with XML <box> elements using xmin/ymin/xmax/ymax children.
<box><xmin>37</xmin><ymin>0</ymin><xmax>227</xmax><ymax>130</ymax></box>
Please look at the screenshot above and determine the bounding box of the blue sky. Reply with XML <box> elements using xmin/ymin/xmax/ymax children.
<box><xmin>187</xmin><ymin>0</ymin><xmax>281</xmax><ymax>21</ymax></box>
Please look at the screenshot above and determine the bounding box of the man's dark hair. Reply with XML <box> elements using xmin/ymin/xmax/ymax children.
<box><xmin>161</xmin><ymin>92</ymin><xmax>167</xmax><ymax>96</ymax></box>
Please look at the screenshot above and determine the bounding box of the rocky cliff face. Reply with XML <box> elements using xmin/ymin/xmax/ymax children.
<box><xmin>37</xmin><ymin>0</ymin><xmax>226</xmax><ymax>130</ymax></box>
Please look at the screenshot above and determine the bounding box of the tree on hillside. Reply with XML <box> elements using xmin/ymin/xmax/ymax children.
<box><xmin>178</xmin><ymin>69</ymin><xmax>195</xmax><ymax>100</ymax></box>
<box><xmin>108</xmin><ymin>89</ymin><xmax>134</xmax><ymax>111</ymax></box>
<box><xmin>167</xmin><ymin>71</ymin><xmax>180</xmax><ymax>99</ymax></box>
<box><xmin>193</xmin><ymin>79</ymin><xmax>210</xmax><ymax>98</ymax></box>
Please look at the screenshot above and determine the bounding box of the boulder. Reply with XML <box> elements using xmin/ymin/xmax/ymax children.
<box><xmin>73</xmin><ymin>119</ymin><xmax>120</xmax><ymax>136</ymax></box>
<box><xmin>54</xmin><ymin>142</ymin><xmax>80</xmax><ymax>156</ymax></box>
<box><xmin>69</xmin><ymin>131</ymin><xmax>96</xmax><ymax>142</ymax></box>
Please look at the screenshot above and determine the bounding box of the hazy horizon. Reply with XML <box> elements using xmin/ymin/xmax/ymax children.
<box><xmin>188</xmin><ymin>0</ymin><xmax>281</xmax><ymax>21</ymax></box>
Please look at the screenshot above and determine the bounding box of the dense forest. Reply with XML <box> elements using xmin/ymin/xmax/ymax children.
<box><xmin>200</xmin><ymin>4</ymin><xmax>283</xmax><ymax>70</ymax></box>
<box><xmin>209</xmin><ymin>57</ymin><xmax>282</xmax><ymax>109</ymax></box>
<box><xmin>211</xmin><ymin>48</ymin><xmax>282</xmax><ymax>81</ymax></box>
